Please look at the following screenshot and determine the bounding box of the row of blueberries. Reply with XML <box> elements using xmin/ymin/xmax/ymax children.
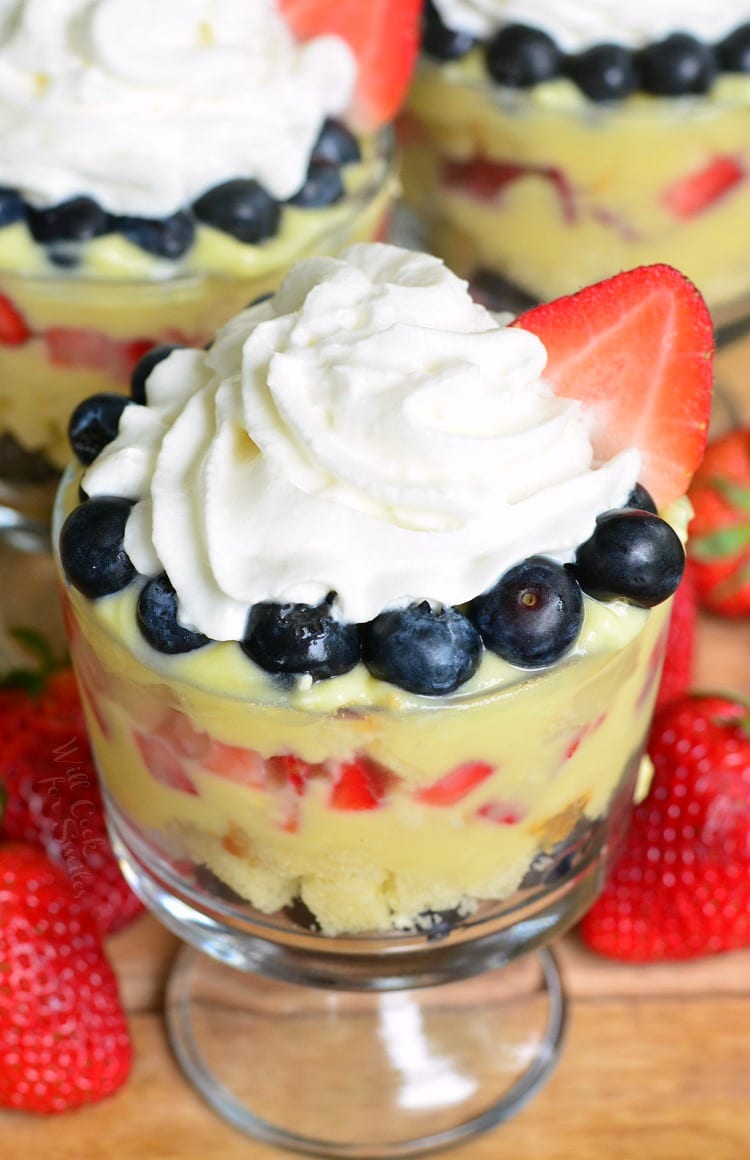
<box><xmin>0</xmin><ymin>119</ymin><xmax>360</xmax><ymax>265</ymax></box>
<box><xmin>423</xmin><ymin>3</ymin><xmax>750</xmax><ymax>102</ymax></box>
<box><xmin>59</xmin><ymin>350</ymin><xmax>685</xmax><ymax>697</ymax></box>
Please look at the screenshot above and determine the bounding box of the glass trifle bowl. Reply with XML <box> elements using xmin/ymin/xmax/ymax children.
<box><xmin>54</xmin><ymin>243</ymin><xmax>712</xmax><ymax>1155</ymax></box>
<box><xmin>401</xmin><ymin>1</ymin><xmax>750</xmax><ymax>322</ymax></box>
<box><xmin>0</xmin><ymin>0</ymin><xmax>408</xmax><ymax>545</ymax></box>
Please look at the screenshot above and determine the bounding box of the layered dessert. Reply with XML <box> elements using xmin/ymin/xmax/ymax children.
<box><xmin>0</xmin><ymin>0</ymin><xmax>420</xmax><ymax>480</ymax></box>
<box><xmin>402</xmin><ymin>0</ymin><xmax>750</xmax><ymax>315</ymax></box>
<box><xmin>54</xmin><ymin>244</ymin><xmax>713</xmax><ymax>937</ymax></box>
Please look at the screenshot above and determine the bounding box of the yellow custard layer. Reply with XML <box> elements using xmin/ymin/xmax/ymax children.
<box><xmin>0</xmin><ymin>143</ymin><xmax>394</xmax><ymax>469</ymax></box>
<box><xmin>58</xmin><ymin>494</ymin><xmax>686</xmax><ymax>935</ymax></box>
<box><xmin>402</xmin><ymin>57</ymin><xmax>750</xmax><ymax>311</ymax></box>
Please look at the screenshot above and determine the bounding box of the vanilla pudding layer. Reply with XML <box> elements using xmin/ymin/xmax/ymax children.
<box><xmin>62</xmin><ymin>561</ymin><xmax>671</xmax><ymax>936</ymax></box>
<box><xmin>0</xmin><ymin>149</ymin><xmax>392</xmax><ymax>470</ymax></box>
<box><xmin>402</xmin><ymin>58</ymin><xmax>750</xmax><ymax>312</ymax></box>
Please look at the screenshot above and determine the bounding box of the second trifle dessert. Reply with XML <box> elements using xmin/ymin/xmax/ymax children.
<box><xmin>403</xmin><ymin>0</ymin><xmax>750</xmax><ymax>314</ymax></box>
<box><xmin>56</xmin><ymin>244</ymin><xmax>712</xmax><ymax>936</ymax></box>
<box><xmin>0</xmin><ymin>0</ymin><xmax>418</xmax><ymax>480</ymax></box>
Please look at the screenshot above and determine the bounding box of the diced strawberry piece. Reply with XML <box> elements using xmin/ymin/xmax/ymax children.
<box><xmin>122</xmin><ymin>338</ymin><xmax>156</xmax><ymax>372</ymax></box>
<box><xmin>0</xmin><ymin>292</ymin><xmax>30</xmax><ymax>345</ymax></box>
<box><xmin>663</xmin><ymin>156</ymin><xmax>745</xmax><ymax>219</ymax></box>
<box><xmin>512</xmin><ymin>265</ymin><xmax>714</xmax><ymax>509</ymax></box>
<box><xmin>134</xmin><ymin>731</ymin><xmax>199</xmax><ymax>796</ymax></box>
<box><xmin>329</xmin><ymin>756</ymin><xmax>391</xmax><ymax>810</ymax></box>
<box><xmin>46</xmin><ymin>327</ymin><xmax>117</xmax><ymax>372</ymax></box>
<box><xmin>203</xmin><ymin>740</ymin><xmax>266</xmax><ymax>788</ymax></box>
<box><xmin>277</xmin><ymin>0</ymin><xmax>421</xmax><ymax>130</ymax></box>
<box><xmin>564</xmin><ymin>713</ymin><xmax>607</xmax><ymax>761</ymax></box>
<box><xmin>157</xmin><ymin>709</ymin><xmax>211</xmax><ymax>759</ymax></box>
<box><xmin>442</xmin><ymin>158</ymin><xmax>577</xmax><ymax>222</ymax></box>
<box><xmin>267</xmin><ymin>754</ymin><xmax>317</xmax><ymax>795</ymax></box>
<box><xmin>476</xmin><ymin>800</ymin><xmax>525</xmax><ymax>825</ymax></box>
<box><xmin>415</xmin><ymin>761</ymin><xmax>495</xmax><ymax>807</ymax></box>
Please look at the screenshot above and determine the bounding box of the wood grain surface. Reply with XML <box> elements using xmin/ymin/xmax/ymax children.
<box><xmin>1</xmin><ymin>377</ymin><xmax>750</xmax><ymax>1158</ymax></box>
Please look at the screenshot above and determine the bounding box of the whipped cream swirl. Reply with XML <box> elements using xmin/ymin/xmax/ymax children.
<box><xmin>433</xmin><ymin>0</ymin><xmax>749</xmax><ymax>51</ymax></box>
<box><xmin>83</xmin><ymin>243</ymin><xmax>640</xmax><ymax>640</ymax></box>
<box><xmin>0</xmin><ymin>0</ymin><xmax>355</xmax><ymax>216</ymax></box>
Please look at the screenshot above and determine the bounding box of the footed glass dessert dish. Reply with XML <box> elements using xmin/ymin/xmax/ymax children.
<box><xmin>52</xmin><ymin>242</ymin><xmax>712</xmax><ymax>1155</ymax></box>
<box><xmin>58</xmin><ymin>542</ymin><xmax>664</xmax><ymax>1155</ymax></box>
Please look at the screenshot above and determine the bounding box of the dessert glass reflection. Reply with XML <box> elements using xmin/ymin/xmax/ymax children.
<box><xmin>401</xmin><ymin>0</ymin><xmax>750</xmax><ymax>319</ymax></box>
<box><xmin>54</xmin><ymin>244</ymin><xmax>710</xmax><ymax>1155</ymax></box>
<box><xmin>0</xmin><ymin>0</ymin><xmax>398</xmax><ymax>541</ymax></box>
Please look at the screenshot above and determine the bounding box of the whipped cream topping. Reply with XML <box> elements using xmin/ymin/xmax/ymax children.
<box><xmin>432</xmin><ymin>0</ymin><xmax>750</xmax><ymax>51</ymax></box>
<box><xmin>83</xmin><ymin>243</ymin><xmax>640</xmax><ymax>640</ymax></box>
<box><xmin>0</xmin><ymin>0</ymin><xmax>355</xmax><ymax>216</ymax></box>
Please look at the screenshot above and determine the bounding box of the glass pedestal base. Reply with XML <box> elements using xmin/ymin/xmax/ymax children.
<box><xmin>166</xmin><ymin>944</ymin><xmax>566</xmax><ymax>1158</ymax></box>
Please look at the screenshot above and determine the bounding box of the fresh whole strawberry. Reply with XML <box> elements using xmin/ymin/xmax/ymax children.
<box><xmin>687</xmin><ymin>427</ymin><xmax>750</xmax><ymax>616</ymax></box>
<box><xmin>0</xmin><ymin>843</ymin><xmax>131</xmax><ymax>1113</ymax></box>
<box><xmin>512</xmin><ymin>264</ymin><xmax>714</xmax><ymax>510</ymax></box>
<box><xmin>0</xmin><ymin>661</ymin><xmax>143</xmax><ymax>935</ymax></box>
<box><xmin>278</xmin><ymin>0</ymin><xmax>421</xmax><ymax>130</ymax></box>
<box><xmin>580</xmin><ymin>694</ymin><xmax>750</xmax><ymax>961</ymax></box>
<box><xmin>654</xmin><ymin>562</ymin><xmax>698</xmax><ymax>711</ymax></box>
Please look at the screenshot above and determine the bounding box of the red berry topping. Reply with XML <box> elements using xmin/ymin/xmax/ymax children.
<box><xmin>512</xmin><ymin>265</ymin><xmax>714</xmax><ymax>509</ymax></box>
<box><xmin>277</xmin><ymin>0</ymin><xmax>421</xmax><ymax>130</ymax></box>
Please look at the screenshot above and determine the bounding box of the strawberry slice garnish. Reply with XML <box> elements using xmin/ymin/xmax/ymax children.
<box><xmin>415</xmin><ymin>761</ymin><xmax>494</xmax><ymax>807</ymax></box>
<box><xmin>512</xmin><ymin>265</ymin><xmax>714</xmax><ymax>509</ymax></box>
<box><xmin>0</xmin><ymin>292</ymin><xmax>30</xmax><ymax>345</ymax></box>
<box><xmin>277</xmin><ymin>0</ymin><xmax>421</xmax><ymax>130</ymax></box>
<box><xmin>663</xmin><ymin>156</ymin><xmax>745</xmax><ymax>219</ymax></box>
<box><xmin>329</xmin><ymin>756</ymin><xmax>392</xmax><ymax>810</ymax></box>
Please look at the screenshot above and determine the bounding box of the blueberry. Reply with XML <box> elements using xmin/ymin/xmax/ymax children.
<box><xmin>719</xmin><ymin>23</ymin><xmax>750</xmax><ymax>73</ymax></box>
<box><xmin>311</xmin><ymin>118</ymin><xmax>361</xmax><ymax>166</ymax></box>
<box><xmin>26</xmin><ymin>196</ymin><xmax>111</xmax><ymax>244</ymax></box>
<box><xmin>422</xmin><ymin>0</ymin><xmax>476</xmax><ymax>61</ymax></box>
<box><xmin>0</xmin><ymin>186</ymin><xmax>24</xmax><ymax>228</ymax></box>
<box><xmin>566</xmin><ymin>44</ymin><xmax>639</xmax><ymax>101</ymax></box>
<box><xmin>469</xmin><ymin>557</ymin><xmax>583</xmax><ymax>668</ymax></box>
<box><xmin>118</xmin><ymin>211</ymin><xmax>196</xmax><ymax>260</ymax></box>
<box><xmin>193</xmin><ymin>179</ymin><xmax>281</xmax><ymax>245</ymax></box>
<box><xmin>59</xmin><ymin>497</ymin><xmax>136</xmax><ymax>599</ymax></box>
<box><xmin>361</xmin><ymin>602</ymin><xmax>482</xmax><ymax>695</ymax></box>
<box><xmin>638</xmin><ymin>33</ymin><xmax>717</xmax><ymax>95</ymax></box>
<box><xmin>130</xmin><ymin>343</ymin><xmax>186</xmax><ymax>404</ymax></box>
<box><xmin>242</xmin><ymin>597</ymin><xmax>360</xmax><ymax>679</ymax></box>
<box><xmin>288</xmin><ymin>162</ymin><xmax>345</xmax><ymax>209</ymax></box>
<box><xmin>486</xmin><ymin>24</ymin><xmax>562</xmax><ymax>88</ymax></box>
<box><xmin>625</xmin><ymin>482</ymin><xmax>658</xmax><ymax>515</ymax></box>
<box><xmin>68</xmin><ymin>393</ymin><xmax>132</xmax><ymax>465</ymax></box>
<box><xmin>137</xmin><ymin>573</ymin><xmax>210</xmax><ymax>655</ymax></box>
<box><xmin>573</xmin><ymin>510</ymin><xmax>685</xmax><ymax>607</ymax></box>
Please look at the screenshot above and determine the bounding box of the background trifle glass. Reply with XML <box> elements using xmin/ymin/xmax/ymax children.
<box><xmin>54</xmin><ymin>244</ymin><xmax>712</xmax><ymax>1155</ymax></box>
<box><xmin>0</xmin><ymin>0</ymin><xmax>412</xmax><ymax>544</ymax></box>
<box><xmin>401</xmin><ymin>1</ymin><xmax>750</xmax><ymax>325</ymax></box>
